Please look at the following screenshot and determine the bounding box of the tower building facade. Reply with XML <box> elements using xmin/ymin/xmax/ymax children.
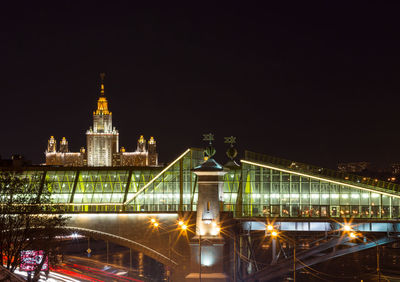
<box><xmin>86</xmin><ymin>80</ymin><xmax>119</xmax><ymax>166</ymax></box>
<box><xmin>45</xmin><ymin>75</ymin><xmax>158</xmax><ymax>167</ymax></box>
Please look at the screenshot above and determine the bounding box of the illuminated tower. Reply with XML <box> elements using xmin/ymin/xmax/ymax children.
<box><xmin>137</xmin><ymin>135</ymin><xmax>146</xmax><ymax>152</ymax></box>
<box><xmin>86</xmin><ymin>74</ymin><xmax>119</xmax><ymax>166</ymax></box>
<box><xmin>47</xmin><ymin>136</ymin><xmax>57</xmax><ymax>153</ymax></box>
<box><xmin>148</xmin><ymin>137</ymin><xmax>158</xmax><ymax>166</ymax></box>
<box><xmin>59</xmin><ymin>137</ymin><xmax>69</xmax><ymax>153</ymax></box>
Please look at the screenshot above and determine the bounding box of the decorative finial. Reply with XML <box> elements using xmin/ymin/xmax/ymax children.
<box><xmin>225</xmin><ymin>136</ymin><xmax>238</xmax><ymax>160</ymax></box>
<box><xmin>100</xmin><ymin>73</ymin><xmax>106</xmax><ymax>95</ymax></box>
<box><xmin>203</xmin><ymin>133</ymin><xmax>216</xmax><ymax>158</ymax></box>
<box><xmin>203</xmin><ymin>133</ymin><xmax>214</xmax><ymax>145</ymax></box>
<box><xmin>224</xmin><ymin>136</ymin><xmax>236</xmax><ymax>147</ymax></box>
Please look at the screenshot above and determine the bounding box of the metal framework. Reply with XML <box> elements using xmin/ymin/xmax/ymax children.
<box><xmin>2</xmin><ymin>149</ymin><xmax>400</xmax><ymax>220</ymax></box>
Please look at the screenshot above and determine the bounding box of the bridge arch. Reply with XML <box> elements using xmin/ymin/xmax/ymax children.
<box><xmin>63</xmin><ymin>226</ymin><xmax>178</xmax><ymax>268</ymax></box>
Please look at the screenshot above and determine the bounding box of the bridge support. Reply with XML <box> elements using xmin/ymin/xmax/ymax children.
<box><xmin>138</xmin><ymin>252</ymin><xmax>144</xmax><ymax>277</ymax></box>
<box><xmin>185</xmin><ymin>158</ymin><xmax>228</xmax><ymax>281</ymax></box>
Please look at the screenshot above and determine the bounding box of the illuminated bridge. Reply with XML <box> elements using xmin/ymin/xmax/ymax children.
<box><xmin>2</xmin><ymin>148</ymin><xmax>400</xmax><ymax>281</ymax></box>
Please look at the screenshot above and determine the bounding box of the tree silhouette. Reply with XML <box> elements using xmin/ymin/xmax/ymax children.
<box><xmin>0</xmin><ymin>172</ymin><xmax>69</xmax><ymax>281</ymax></box>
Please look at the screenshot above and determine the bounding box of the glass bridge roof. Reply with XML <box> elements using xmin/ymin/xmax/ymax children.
<box><xmin>1</xmin><ymin>149</ymin><xmax>399</xmax><ymax>219</ymax></box>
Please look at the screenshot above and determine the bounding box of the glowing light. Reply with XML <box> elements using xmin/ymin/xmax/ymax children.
<box><xmin>271</xmin><ymin>231</ymin><xmax>278</xmax><ymax>237</ymax></box>
<box><xmin>150</xmin><ymin>218</ymin><xmax>156</xmax><ymax>223</ymax></box>
<box><xmin>178</xmin><ymin>220</ymin><xmax>184</xmax><ymax>226</ymax></box>
<box><xmin>212</xmin><ymin>222</ymin><xmax>217</xmax><ymax>227</ymax></box>
<box><xmin>181</xmin><ymin>224</ymin><xmax>187</xmax><ymax>230</ymax></box>
<box><xmin>201</xmin><ymin>253</ymin><xmax>215</xmax><ymax>266</ymax></box>
<box><xmin>343</xmin><ymin>225</ymin><xmax>352</xmax><ymax>232</ymax></box>
<box><xmin>267</xmin><ymin>224</ymin><xmax>274</xmax><ymax>231</ymax></box>
<box><xmin>349</xmin><ymin>232</ymin><xmax>356</xmax><ymax>238</ymax></box>
<box><xmin>153</xmin><ymin>222</ymin><xmax>159</xmax><ymax>227</ymax></box>
<box><xmin>211</xmin><ymin>226</ymin><xmax>220</xmax><ymax>236</ymax></box>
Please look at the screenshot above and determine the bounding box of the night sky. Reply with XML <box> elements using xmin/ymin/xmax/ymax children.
<box><xmin>1</xmin><ymin>2</ymin><xmax>400</xmax><ymax>168</ymax></box>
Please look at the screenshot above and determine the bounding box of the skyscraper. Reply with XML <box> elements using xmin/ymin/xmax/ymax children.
<box><xmin>86</xmin><ymin>74</ymin><xmax>119</xmax><ymax>166</ymax></box>
<box><xmin>45</xmin><ymin>74</ymin><xmax>158</xmax><ymax>167</ymax></box>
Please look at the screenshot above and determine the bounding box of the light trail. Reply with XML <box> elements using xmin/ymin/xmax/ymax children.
<box><xmin>68</xmin><ymin>263</ymin><xmax>144</xmax><ymax>282</ymax></box>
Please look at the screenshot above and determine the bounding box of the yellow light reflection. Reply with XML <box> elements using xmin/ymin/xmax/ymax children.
<box><xmin>343</xmin><ymin>225</ymin><xmax>352</xmax><ymax>232</ymax></box>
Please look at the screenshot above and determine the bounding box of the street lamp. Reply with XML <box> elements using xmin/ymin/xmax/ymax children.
<box><xmin>343</xmin><ymin>224</ymin><xmax>352</xmax><ymax>232</ymax></box>
<box><xmin>346</xmin><ymin>232</ymin><xmax>381</xmax><ymax>281</ymax></box>
<box><xmin>349</xmin><ymin>232</ymin><xmax>357</xmax><ymax>239</ymax></box>
<box><xmin>267</xmin><ymin>228</ymin><xmax>296</xmax><ymax>282</ymax></box>
<box><xmin>148</xmin><ymin>218</ymin><xmax>188</xmax><ymax>281</ymax></box>
<box><xmin>180</xmin><ymin>224</ymin><xmax>203</xmax><ymax>281</ymax></box>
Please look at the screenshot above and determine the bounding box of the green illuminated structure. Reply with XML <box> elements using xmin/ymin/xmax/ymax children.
<box><xmin>2</xmin><ymin>149</ymin><xmax>400</xmax><ymax>219</ymax></box>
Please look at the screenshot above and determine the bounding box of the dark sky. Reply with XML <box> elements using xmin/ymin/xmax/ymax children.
<box><xmin>1</xmin><ymin>2</ymin><xmax>400</xmax><ymax>168</ymax></box>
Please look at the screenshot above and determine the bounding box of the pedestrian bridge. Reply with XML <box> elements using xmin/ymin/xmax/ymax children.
<box><xmin>2</xmin><ymin>148</ymin><xmax>400</xmax><ymax>280</ymax></box>
<box><xmin>3</xmin><ymin>148</ymin><xmax>400</xmax><ymax>221</ymax></box>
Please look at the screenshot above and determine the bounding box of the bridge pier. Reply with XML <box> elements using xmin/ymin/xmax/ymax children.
<box><xmin>185</xmin><ymin>158</ymin><xmax>228</xmax><ymax>281</ymax></box>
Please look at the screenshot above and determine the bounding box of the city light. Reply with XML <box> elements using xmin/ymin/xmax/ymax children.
<box><xmin>211</xmin><ymin>226</ymin><xmax>220</xmax><ymax>236</ymax></box>
<box><xmin>151</xmin><ymin>218</ymin><xmax>156</xmax><ymax>223</ymax></box>
<box><xmin>267</xmin><ymin>224</ymin><xmax>274</xmax><ymax>231</ymax></box>
<box><xmin>271</xmin><ymin>231</ymin><xmax>278</xmax><ymax>237</ymax></box>
<box><xmin>181</xmin><ymin>224</ymin><xmax>187</xmax><ymax>230</ymax></box>
<box><xmin>343</xmin><ymin>224</ymin><xmax>352</xmax><ymax>232</ymax></box>
<box><xmin>153</xmin><ymin>222</ymin><xmax>159</xmax><ymax>227</ymax></box>
<box><xmin>178</xmin><ymin>220</ymin><xmax>184</xmax><ymax>226</ymax></box>
<box><xmin>349</xmin><ymin>232</ymin><xmax>357</xmax><ymax>238</ymax></box>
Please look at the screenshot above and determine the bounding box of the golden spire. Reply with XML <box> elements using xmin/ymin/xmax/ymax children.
<box><xmin>100</xmin><ymin>73</ymin><xmax>105</xmax><ymax>96</ymax></box>
<box><xmin>95</xmin><ymin>73</ymin><xmax>111</xmax><ymax>115</ymax></box>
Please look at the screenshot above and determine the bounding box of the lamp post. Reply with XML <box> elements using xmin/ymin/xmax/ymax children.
<box><xmin>199</xmin><ymin>233</ymin><xmax>202</xmax><ymax>282</ymax></box>
<box><xmin>183</xmin><ymin>222</ymin><xmax>222</xmax><ymax>282</ymax></box>
<box><xmin>267</xmin><ymin>225</ymin><xmax>296</xmax><ymax>282</ymax></box>
<box><xmin>346</xmin><ymin>231</ymin><xmax>380</xmax><ymax>282</ymax></box>
<box><xmin>149</xmin><ymin>218</ymin><xmax>188</xmax><ymax>281</ymax></box>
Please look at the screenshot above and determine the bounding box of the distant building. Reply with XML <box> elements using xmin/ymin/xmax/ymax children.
<box><xmin>391</xmin><ymin>163</ymin><xmax>400</xmax><ymax>175</ymax></box>
<box><xmin>112</xmin><ymin>135</ymin><xmax>158</xmax><ymax>166</ymax></box>
<box><xmin>45</xmin><ymin>136</ymin><xmax>87</xmax><ymax>166</ymax></box>
<box><xmin>86</xmin><ymin>80</ymin><xmax>119</xmax><ymax>166</ymax></box>
<box><xmin>45</xmin><ymin>75</ymin><xmax>158</xmax><ymax>167</ymax></box>
<box><xmin>0</xmin><ymin>155</ymin><xmax>31</xmax><ymax>167</ymax></box>
<box><xmin>337</xmin><ymin>162</ymin><xmax>371</xmax><ymax>173</ymax></box>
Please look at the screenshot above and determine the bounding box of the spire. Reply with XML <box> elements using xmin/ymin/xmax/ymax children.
<box><xmin>95</xmin><ymin>73</ymin><xmax>111</xmax><ymax>115</ymax></box>
<box><xmin>100</xmin><ymin>73</ymin><xmax>105</xmax><ymax>96</ymax></box>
